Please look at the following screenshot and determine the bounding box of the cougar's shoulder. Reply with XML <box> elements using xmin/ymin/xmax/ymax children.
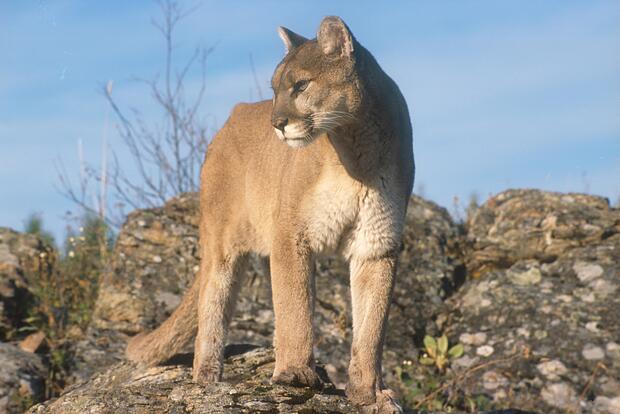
<box><xmin>212</xmin><ymin>100</ymin><xmax>275</xmax><ymax>150</ymax></box>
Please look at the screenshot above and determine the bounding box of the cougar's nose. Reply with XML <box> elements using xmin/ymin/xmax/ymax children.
<box><xmin>272</xmin><ymin>117</ymin><xmax>288</xmax><ymax>132</ymax></box>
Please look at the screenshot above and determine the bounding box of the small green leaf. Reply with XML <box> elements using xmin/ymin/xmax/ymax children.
<box><xmin>424</xmin><ymin>335</ymin><xmax>437</xmax><ymax>357</ymax></box>
<box><xmin>436</xmin><ymin>355</ymin><xmax>446</xmax><ymax>370</ymax></box>
<box><xmin>448</xmin><ymin>343</ymin><xmax>464</xmax><ymax>359</ymax></box>
<box><xmin>420</xmin><ymin>356</ymin><xmax>435</xmax><ymax>365</ymax></box>
<box><xmin>465</xmin><ymin>396</ymin><xmax>476</xmax><ymax>412</ymax></box>
<box><xmin>17</xmin><ymin>325</ymin><xmax>37</xmax><ymax>333</ymax></box>
<box><xmin>23</xmin><ymin>316</ymin><xmax>39</xmax><ymax>323</ymax></box>
<box><xmin>438</xmin><ymin>335</ymin><xmax>449</xmax><ymax>354</ymax></box>
<box><xmin>475</xmin><ymin>394</ymin><xmax>492</xmax><ymax>410</ymax></box>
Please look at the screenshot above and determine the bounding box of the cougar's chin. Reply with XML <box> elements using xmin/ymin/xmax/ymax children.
<box><xmin>284</xmin><ymin>136</ymin><xmax>314</xmax><ymax>148</ymax></box>
<box><xmin>273</xmin><ymin>121</ymin><xmax>318</xmax><ymax>148</ymax></box>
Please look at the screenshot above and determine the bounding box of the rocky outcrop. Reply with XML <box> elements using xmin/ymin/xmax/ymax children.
<box><xmin>29</xmin><ymin>345</ymin><xmax>545</xmax><ymax>414</ymax></box>
<box><xmin>0</xmin><ymin>342</ymin><xmax>46</xmax><ymax>413</ymax></box>
<box><xmin>0</xmin><ymin>230</ymin><xmax>52</xmax><ymax>413</ymax></box>
<box><xmin>25</xmin><ymin>189</ymin><xmax>620</xmax><ymax>413</ymax></box>
<box><xmin>0</xmin><ymin>228</ymin><xmax>50</xmax><ymax>340</ymax></box>
<box><xmin>29</xmin><ymin>347</ymin><xmax>356</xmax><ymax>414</ymax></box>
<box><xmin>92</xmin><ymin>193</ymin><xmax>201</xmax><ymax>334</ymax></box>
<box><xmin>465</xmin><ymin>190</ymin><xmax>619</xmax><ymax>277</ymax></box>
<box><xmin>435</xmin><ymin>190</ymin><xmax>620</xmax><ymax>413</ymax></box>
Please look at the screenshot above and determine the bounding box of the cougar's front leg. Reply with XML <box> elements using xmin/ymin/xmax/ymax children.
<box><xmin>193</xmin><ymin>253</ymin><xmax>245</xmax><ymax>384</ymax></box>
<box><xmin>347</xmin><ymin>253</ymin><xmax>402</xmax><ymax>413</ymax></box>
<box><xmin>270</xmin><ymin>233</ymin><xmax>320</xmax><ymax>388</ymax></box>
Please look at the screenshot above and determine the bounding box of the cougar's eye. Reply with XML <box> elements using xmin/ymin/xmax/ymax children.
<box><xmin>293</xmin><ymin>79</ymin><xmax>309</xmax><ymax>93</ymax></box>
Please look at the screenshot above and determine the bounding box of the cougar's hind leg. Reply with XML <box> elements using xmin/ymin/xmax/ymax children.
<box><xmin>192</xmin><ymin>250</ymin><xmax>247</xmax><ymax>384</ymax></box>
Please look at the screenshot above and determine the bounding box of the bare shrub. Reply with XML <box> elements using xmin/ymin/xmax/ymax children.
<box><xmin>57</xmin><ymin>0</ymin><xmax>213</xmax><ymax>228</ymax></box>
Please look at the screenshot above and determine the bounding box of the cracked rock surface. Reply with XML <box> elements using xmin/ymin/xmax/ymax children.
<box><xmin>29</xmin><ymin>347</ymin><xmax>357</xmax><ymax>414</ymax></box>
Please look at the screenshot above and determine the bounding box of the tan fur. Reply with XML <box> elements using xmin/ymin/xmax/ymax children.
<box><xmin>126</xmin><ymin>16</ymin><xmax>414</xmax><ymax>413</ymax></box>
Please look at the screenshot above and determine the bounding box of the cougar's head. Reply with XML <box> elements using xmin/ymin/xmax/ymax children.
<box><xmin>271</xmin><ymin>16</ymin><xmax>362</xmax><ymax>148</ymax></box>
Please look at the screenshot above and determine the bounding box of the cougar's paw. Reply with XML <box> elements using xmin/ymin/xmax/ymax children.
<box><xmin>272</xmin><ymin>366</ymin><xmax>321</xmax><ymax>388</ymax></box>
<box><xmin>347</xmin><ymin>386</ymin><xmax>402</xmax><ymax>414</ymax></box>
<box><xmin>193</xmin><ymin>359</ymin><xmax>222</xmax><ymax>385</ymax></box>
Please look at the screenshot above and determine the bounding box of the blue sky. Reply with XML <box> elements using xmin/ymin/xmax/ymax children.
<box><xmin>1</xmin><ymin>0</ymin><xmax>619</xmax><ymax>240</ymax></box>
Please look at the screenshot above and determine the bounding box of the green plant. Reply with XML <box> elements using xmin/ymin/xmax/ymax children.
<box><xmin>21</xmin><ymin>213</ymin><xmax>112</xmax><ymax>398</ymax></box>
<box><xmin>397</xmin><ymin>345</ymin><xmax>530</xmax><ymax>412</ymax></box>
<box><xmin>395</xmin><ymin>367</ymin><xmax>443</xmax><ymax>411</ymax></box>
<box><xmin>395</xmin><ymin>334</ymin><xmax>466</xmax><ymax>411</ymax></box>
<box><xmin>58</xmin><ymin>214</ymin><xmax>112</xmax><ymax>328</ymax></box>
<box><xmin>420</xmin><ymin>334</ymin><xmax>464</xmax><ymax>372</ymax></box>
<box><xmin>9</xmin><ymin>391</ymin><xmax>36</xmax><ymax>413</ymax></box>
<box><xmin>396</xmin><ymin>358</ymin><xmax>492</xmax><ymax>413</ymax></box>
<box><xmin>23</xmin><ymin>212</ymin><xmax>56</xmax><ymax>247</ymax></box>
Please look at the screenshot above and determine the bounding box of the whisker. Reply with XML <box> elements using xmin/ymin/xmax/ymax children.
<box><xmin>313</xmin><ymin>111</ymin><xmax>357</xmax><ymax>121</ymax></box>
<box><xmin>309</xmin><ymin>110</ymin><xmax>358</xmax><ymax>138</ymax></box>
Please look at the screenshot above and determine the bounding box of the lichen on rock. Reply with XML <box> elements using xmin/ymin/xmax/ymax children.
<box><xmin>0</xmin><ymin>342</ymin><xmax>45</xmax><ymax>414</ymax></box>
<box><xmin>29</xmin><ymin>347</ymin><xmax>356</xmax><ymax>414</ymax></box>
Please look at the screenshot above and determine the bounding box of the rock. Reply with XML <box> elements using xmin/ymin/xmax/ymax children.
<box><xmin>573</xmin><ymin>262</ymin><xmax>604</xmax><ymax>283</ymax></box>
<box><xmin>435</xmin><ymin>189</ymin><xmax>620</xmax><ymax>413</ymax></box>
<box><xmin>29</xmin><ymin>347</ymin><xmax>356</xmax><ymax>414</ymax></box>
<box><xmin>582</xmin><ymin>344</ymin><xmax>606</xmax><ymax>361</ymax></box>
<box><xmin>476</xmin><ymin>345</ymin><xmax>495</xmax><ymax>357</ymax></box>
<box><xmin>465</xmin><ymin>189</ymin><xmax>619</xmax><ymax>277</ymax></box>
<box><xmin>92</xmin><ymin>193</ymin><xmax>201</xmax><ymax>334</ymax></box>
<box><xmin>459</xmin><ymin>332</ymin><xmax>488</xmax><ymax>346</ymax></box>
<box><xmin>0</xmin><ymin>228</ymin><xmax>51</xmax><ymax>340</ymax></box>
<box><xmin>19</xmin><ymin>331</ymin><xmax>47</xmax><ymax>353</ymax></box>
<box><xmin>482</xmin><ymin>370</ymin><xmax>509</xmax><ymax>390</ymax></box>
<box><xmin>0</xmin><ymin>342</ymin><xmax>46</xmax><ymax>414</ymax></box>
<box><xmin>607</xmin><ymin>342</ymin><xmax>620</xmax><ymax>361</ymax></box>
<box><xmin>508</xmin><ymin>266</ymin><xmax>542</xmax><ymax>285</ymax></box>
<box><xmin>67</xmin><ymin>329</ymin><xmax>129</xmax><ymax>384</ymax></box>
<box><xmin>593</xmin><ymin>395</ymin><xmax>620</xmax><ymax>414</ymax></box>
<box><xmin>540</xmin><ymin>383</ymin><xmax>579</xmax><ymax>411</ymax></box>
<box><xmin>536</xmin><ymin>360</ymin><xmax>568</xmax><ymax>381</ymax></box>
<box><xmin>86</xmin><ymin>193</ymin><xmax>463</xmax><ymax>391</ymax></box>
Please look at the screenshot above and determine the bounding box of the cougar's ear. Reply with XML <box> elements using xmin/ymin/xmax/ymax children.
<box><xmin>277</xmin><ymin>26</ymin><xmax>308</xmax><ymax>54</ymax></box>
<box><xmin>317</xmin><ymin>16</ymin><xmax>354</xmax><ymax>58</ymax></box>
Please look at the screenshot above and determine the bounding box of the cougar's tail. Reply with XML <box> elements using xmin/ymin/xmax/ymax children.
<box><xmin>125</xmin><ymin>278</ymin><xmax>199</xmax><ymax>366</ymax></box>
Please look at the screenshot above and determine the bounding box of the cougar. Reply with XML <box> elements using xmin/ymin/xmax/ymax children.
<box><xmin>126</xmin><ymin>16</ymin><xmax>414</xmax><ymax>413</ymax></box>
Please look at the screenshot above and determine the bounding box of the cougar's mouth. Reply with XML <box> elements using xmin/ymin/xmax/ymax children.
<box><xmin>274</xmin><ymin>111</ymin><xmax>356</xmax><ymax>149</ymax></box>
<box><xmin>283</xmin><ymin>121</ymin><xmax>312</xmax><ymax>139</ymax></box>
<box><xmin>274</xmin><ymin>119</ymin><xmax>317</xmax><ymax>148</ymax></box>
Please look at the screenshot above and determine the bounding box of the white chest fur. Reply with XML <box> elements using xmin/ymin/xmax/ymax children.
<box><xmin>303</xmin><ymin>171</ymin><xmax>404</xmax><ymax>261</ymax></box>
